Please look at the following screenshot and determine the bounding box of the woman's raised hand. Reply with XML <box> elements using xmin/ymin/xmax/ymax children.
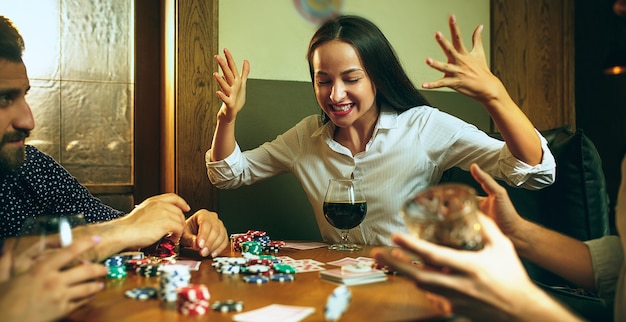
<box><xmin>421</xmin><ymin>15</ymin><xmax>506</xmax><ymax>106</ymax></box>
<box><xmin>213</xmin><ymin>48</ymin><xmax>250</xmax><ymax>123</ymax></box>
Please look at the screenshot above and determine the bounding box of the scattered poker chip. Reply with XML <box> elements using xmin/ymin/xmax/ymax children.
<box><xmin>244</xmin><ymin>264</ymin><xmax>271</xmax><ymax>274</ymax></box>
<box><xmin>325</xmin><ymin>285</ymin><xmax>351</xmax><ymax>322</ymax></box>
<box><xmin>272</xmin><ymin>263</ymin><xmax>296</xmax><ymax>274</ymax></box>
<box><xmin>217</xmin><ymin>264</ymin><xmax>241</xmax><ymax>275</ymax></box>
<box><xmin>125</xmin><ymin>287</ymin><xmax>158</xmax><ymax>300</ymax></box>
<box><xmin>342</xmin><ymin>262</ymin><xmax>373</xmax><ymax>273</ymax></box>
<box><xmin>270</xmin><ymin>273</ymin><xmax>295</xmax><ymax>282</ymax></box>
<box><xmin>211</xmin><ymin>299</ymin><xmax>244</xmax><ymax>313</ymax></box>
<box><xmin>242</xmin><ymin>275</ymin><xmax>269</xmax><ymax>284</ymax></box>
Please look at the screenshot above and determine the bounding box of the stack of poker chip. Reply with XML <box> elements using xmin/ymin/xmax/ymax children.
<box><xmin>126</xmin><ymin>258</ymin><xmax>153</xmax><ymax>273</ymax></box>
<box><xmin>103</xmin><ymin>255</ymin><xmax>127</xmax><ymax>279</ymax></box>
<box><xmin>230</xmin><ymin>230</ymin><xmax>286</xmax><ymax>254</ymax></box>
<box><xmin>176</xmin><ymin>284</ymin><xmax>210</xmax><ymax>316</ymax></box>
<box><xmin>158</xmin><ymin>265</ymin><xmax>191</xmax><ymax>302</ymax></box>
<box><xmin>137</xmin><ymin>263</ymin><xmax>161</xmax><ymax>277</ymax></box>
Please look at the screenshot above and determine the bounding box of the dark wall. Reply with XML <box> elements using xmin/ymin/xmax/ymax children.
<box><xmin>575</xmin><ymin>0</ymin><xmax>626</xmax><ymax>234</ymax></box>
<box><xmin>217</xmin><ymin>79</ymin><xmax>489</xmax><ymax>241</ymax></box>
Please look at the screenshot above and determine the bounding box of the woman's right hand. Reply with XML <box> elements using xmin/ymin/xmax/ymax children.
<box><xmin>213</xmin><ymin>48</ymin><xmax>250</xmax><ymax>123</ymax></box>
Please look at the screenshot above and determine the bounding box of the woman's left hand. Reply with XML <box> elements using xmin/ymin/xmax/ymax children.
<box><xmin>421</xmin><ymin>15</ymin><xmax>505</xmax><ymax>106</ymax></box>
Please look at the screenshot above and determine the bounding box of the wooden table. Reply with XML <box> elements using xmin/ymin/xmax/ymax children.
<box><xmin>65</xmin><ymin>244</ymin><xmax>448</xmax><ymax>321</ymax></box>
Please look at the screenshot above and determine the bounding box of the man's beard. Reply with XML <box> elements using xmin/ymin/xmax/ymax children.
<box><xmin>0</xmin><ymin>130</ymin><xmax>29</xmax><ymax>175</ymax></box>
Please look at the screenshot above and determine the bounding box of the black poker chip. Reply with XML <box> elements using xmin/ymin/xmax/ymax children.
<box><xmin>125</xmin><ymin>287</ymin><xmax>158</xmax><ymax>300</ymax></box>
<box><xmin>211</xmin><ymin>299</ymin><xmax>244</xmax><ymax>312</ymax></box>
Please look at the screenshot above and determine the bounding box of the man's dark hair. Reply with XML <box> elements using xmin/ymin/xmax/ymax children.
<box><xmin>0</xmin><ymin>16</ymin><xmax>24</xmax><ymax>62</ymax></box>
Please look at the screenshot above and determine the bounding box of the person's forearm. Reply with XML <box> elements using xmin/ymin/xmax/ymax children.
<box><xmin>509</xmin><ymin>219</ymin><xmax>595</xmax><ymax>290</ymax></box>
<box><xmin>510</xmin><ymin>285</ymin><xmax>585</xmax><ymax>322</ymax></box>
<box><xmin>481</xmin><ymin>89</ymin><xmax>543</xmax><ymax>166</ymax></box>
<box><xmin>83</xmin><ymin>220</ymin><xmax>128</xmax><ymax>262</ymax></box>
<box><xmin>210</xmin><ymin>117</ymin><xmax>237</xmax><ymax>162</ymax></box>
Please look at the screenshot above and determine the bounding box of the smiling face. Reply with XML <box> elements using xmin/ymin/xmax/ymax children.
<box><xmin>311</xmin><ymin>40</ymin><xmax>378</xmax><ymax>131</ymax></box>
<box><xmin>0</xmin><ymin>59</ymin><xmax>34</xmax><ymax>174</ymax></box>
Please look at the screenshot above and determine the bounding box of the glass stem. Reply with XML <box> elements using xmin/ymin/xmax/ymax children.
<box><xmin>340</xmin><ymin>230</ymin><xmax>350</xmax><ymax>244</ymax></box>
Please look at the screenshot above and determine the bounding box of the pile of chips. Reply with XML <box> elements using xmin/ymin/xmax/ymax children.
<box><xmin>212</xmin><ymin>253</ymin><xmax>297</xmax><ymax>284</ymax></box>
<box><xmin>176</xmin><ymin>284</ymin><xmax>210</xmax><ymax>316</ymax></box>
<box><xmin>159</xmin><ymin>264</ymin><xmax>191</xmax><ymax>302</ymax></box>
<box><xmin>230</xmin><ymin>230</ymin><xmax>286</xmax><ymax>254</ymax></box>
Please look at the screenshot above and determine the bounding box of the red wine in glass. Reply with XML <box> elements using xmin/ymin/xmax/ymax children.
<box><xmin>323</xmin><ymin>201</ymin><xmax>367</xmax><ymax>230</ymax></box>
<box><xmin>323</xmin><ymin>179</ymin><xmax>367</xmax><ymax>251</ymax></box>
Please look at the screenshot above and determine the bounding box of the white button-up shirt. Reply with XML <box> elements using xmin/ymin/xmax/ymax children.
<box><xmin>207</xmin><ymin>105</ymin><xmax>556</xmax><ymax>246</ymax></box>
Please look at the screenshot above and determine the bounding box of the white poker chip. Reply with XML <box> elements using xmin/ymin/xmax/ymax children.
<box><xmin>218</xmin><ymin>264</ymin><xmax>241</xmax><ymax>275</ymax></box>
<box><xmin>341</xmin><ymin>261</ymin><xmax>373</xmax><ymax>273</ymax></box>
<box><xmin>245</xmin><ymin>264</ymin><xmax>271</xmax><ymax>273</ymax></box>
<box><xmin>324</xmin><ymin>285</ymin><xmax>351</xmax><ymax>322</ymax></box>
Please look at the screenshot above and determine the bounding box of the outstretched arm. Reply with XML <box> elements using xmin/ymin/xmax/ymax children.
<box><xmin>371</xmin><ymin>216</ymin><xmax>583</xmax><ymax>321</ymax></box>
<box><xmin>210</xmin><ymin>48</ymin><xmax>250</xmax><ymax>162</ymax></box>
<box><xmin>470</xmin><ymin>163</ymin><xmax>596</xmax><ymax>290</ymax></box>
<box><xmin>423</xmin><ymin>15</ymin><xmax>542</xmax><ymax>166</ymax></box>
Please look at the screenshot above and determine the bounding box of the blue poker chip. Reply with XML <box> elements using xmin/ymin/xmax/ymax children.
<box><xmin>242</xmin><ymin>275</ymin><xmax>269</xmax><ymax>284</ymax></box>
<box><xmin>270</xmin><ymin>273</ymin><xmax>294</xmax><ymax>282</ymax></box>
<box><xmin>125</xmin><ymin>286</ymin><xmax>158</xmax><ymax>300</ymax></box>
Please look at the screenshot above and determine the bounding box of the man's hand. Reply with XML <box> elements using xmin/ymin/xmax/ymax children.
<box><xmin>180</xmin><ymin>209</ymin><xmax>229</xmax><ymax>257</ymax></box>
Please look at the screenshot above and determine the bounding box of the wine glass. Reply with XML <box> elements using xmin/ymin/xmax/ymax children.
<box><xmin>400</xmin><ymin>184</ymin><xmax>484</xmax><ymax>251</ymax></box>
<box><xmin>323</xmin><ymin>178</ymin><xmax>367</xmax><ymax>251</ymax></box>
<box><xmin>11</xmin><ymin>213</ymin><xmax>94</xmax><ymax>276</ymax></box>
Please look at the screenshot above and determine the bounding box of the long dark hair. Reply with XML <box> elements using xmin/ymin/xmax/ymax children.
<box><xmin>0</xmin><ymin>16</ymin><xmax>25</xmax><ymax>62</ymax></box>
<box><xmin>307</xmin><ymin>15</ymin><xmax>429</xmax><ymax>122</ymax></box>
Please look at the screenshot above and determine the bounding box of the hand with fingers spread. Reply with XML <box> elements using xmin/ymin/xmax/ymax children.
<box><xmin>422</xmin><ymin>15</ymin><xmax>506</xmax><ymax>105</ymax></box>
<box><xmin>371</xmin><ymin>215</ymin><xmax>583</xmax><ymax>322</ymax></box>
<box><xmin>210</xmin><ymin>48</ymin><xmax>251</xmax><ymax>162</ymax></box>
<box><xmin>0</xmin><ymin>235</ymin><xmax>108</xmax><ymax>322</ymax></box>
<box><xmin>180</xmin><ymin>209</ymin><xmax>229</xmax><ymax>258</ymax></box>
<box><xmin>423</xmin><ymin>15</ymin><xmax>545</xmax><ymax>166</ymax></box>
<box><xmin>213</xmin><ymin>48</ymin><xmax>250</xmax><ymax>124</ymax></box>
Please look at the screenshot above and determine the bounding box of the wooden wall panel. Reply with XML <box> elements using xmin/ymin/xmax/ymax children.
<box><xmin>175</xmin><ymin>0</ymin><xmax>220</xmax><ymax>211</ymax></box>
<box><xmin>134</xmin><ymin>0</ymin><xmax>162</xmax><ymax>203</ymax></box>
<box><xmin>491</xmin><ymin>0</ymin><xmax>575</xmax><ymax>131</ymax></box>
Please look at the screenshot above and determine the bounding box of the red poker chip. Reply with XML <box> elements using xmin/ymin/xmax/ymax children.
<box><xmin>268</xmin><ymin>240</ymin><xmax>286</xmax><ymax>247</ymax></box>
<box><xmin>177</xmin><ymin>299</ymin><xmax>209</xmax><ymax>316</ymax></box>
<box><xmin>177</xmin><ymin>284</ymin><xmax>210</xmax><ymax>302</ymax></box>
<box><xmin>246</xmin><ymin>230</ymin><xmax>267</xmax><ymax>237</ymax></box>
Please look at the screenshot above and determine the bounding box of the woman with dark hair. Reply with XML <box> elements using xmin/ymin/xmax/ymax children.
<box><xmin>207</xmin><ymin>15</ymin><xmax>556</xmax><ymax>246</ymax></box>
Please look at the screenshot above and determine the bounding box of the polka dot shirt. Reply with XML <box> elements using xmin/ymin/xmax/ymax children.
<box><xmin>0</xmin><ymin>145</ymin><xmax>125</xmax><ymax>241</ymax></box>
